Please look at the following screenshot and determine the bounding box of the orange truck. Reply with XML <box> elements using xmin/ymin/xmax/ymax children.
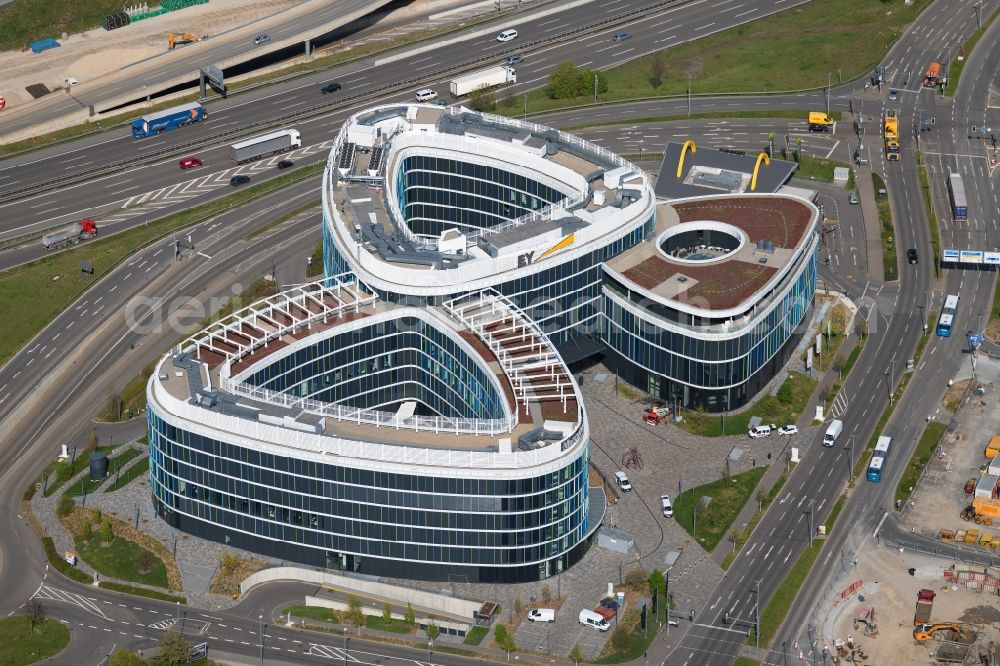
<box><xmin>923</xmin><ymin>62</ymin><xmax>942</xmax><ymax>87</ymax></box>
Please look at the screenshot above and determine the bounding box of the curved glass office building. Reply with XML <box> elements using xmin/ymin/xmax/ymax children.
<box><xmin>148</xmin><ymin>104</ymin><xmax>818</xmax><ymax>581</ymax></box>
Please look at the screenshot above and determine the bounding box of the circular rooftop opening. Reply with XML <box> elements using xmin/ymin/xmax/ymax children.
<box><xmin>657</xmin><ymin>221</ymin><xmax>745</xmax><ymax>264</ymax></box>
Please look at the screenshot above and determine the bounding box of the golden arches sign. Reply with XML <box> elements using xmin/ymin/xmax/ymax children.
<box><xmin>750</xmin><ymin>152</ymin><xmax>770</xmax><ymax>191</ymax></box>
<box><xmin>676</xmin><ymin>140</ymin><xmax>696</xmax><ymax>179</ymax></box>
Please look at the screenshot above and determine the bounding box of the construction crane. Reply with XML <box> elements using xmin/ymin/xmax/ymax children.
<box><xmin>168</xmin><ymin>33</ymin><xmax>203</xmax><ymax>50</ymax></box>
<box><xmin>913</xmin><ymin>622</ymin><xmax>959</xmax><ymax>641</ymax></box>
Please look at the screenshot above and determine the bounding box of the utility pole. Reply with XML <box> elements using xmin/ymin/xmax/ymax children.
<box><xmin>975</xmin><ymin>0</ymin><xmax>983</xmax><ymax>29</ymax></box>
<box><xmin>826</xmin><ymin>72</ymin><xmax>831</xmax><ymax>116</ymax></box>
<box><xmin>753</xmin><ymin>580</ymin><xmax>761</xmax><ymax>648</ymax></box>
<box><xmin>259</xmin><ymin>614</ymin><xmax>265</xmax><ymax>666</ymax></box>
<box><xmin>687</xmin><ymin>75</ymin><xmax>692</xmax><ymax>117</ymax></box>
<box><xmin>884</xmin><ymin>369</ymin><xmax>892</xmax><ymax>404</ymax></box>
<box><xmin>847</xmin><ymin>435</ymin><xmax>856</xmax><ymax>483</ymax></box>
<box><xmin>808</xmin><ymin>499</ymin><xmax>816</xmax><ymax>545</ymax></box>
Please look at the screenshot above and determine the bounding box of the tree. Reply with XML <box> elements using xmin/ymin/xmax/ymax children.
<box><xmin>219</xmin><ymin>550</ymin><xmax>239</xmax><ymax>576</ymax></box>
<box><xmin>100</xmin><ymin>518</ymin><xmax>114</xmax><ymax>544</ymax></box>
<box><xmin>513</xmin><ymin>595</ymin><xmax>523</xmax><ymax>615</ymax></box>
<box><xmin>150</xmin><ymin>630</ymin><xmax>192</xmax><ymax>665</ymax></box>
<box><xmin>540</xmin><ymin>583</ymin><xmax>553</xmax><ymax>603</ymax></box>
<box><xmin>81</xmin><ymin>521</ymin><xmax>93</xmax><ymax>542</ymax></box>
<box><xmin>424</xmin><ymin>620</ymin><xmax>440</xmax><ymax>643</ymax></box>
<box><xmin>569</xmin><ymin>643</ymin><xmax>584</xmax><ymax>665</ymax></box>
<box><xmin>494</xmin><ymin>623</ymin><xmax>517</xmax><ymax>654</ymax></box>
<box><xmin>404</xmin><ymin>602</ymin><xmax>415</xmax><ymax>627</ymax></box>
<box><xmin>382</xmin><ymin>603</ymin><xmax>393</xmax><ymax>626</ymax></box>
<box><xmin>547</xmin><ymin>61</ymin><xmax>583</xmax><ymax>99</ymax></box>
<box><xmin>109</xmin><ymin>650</ymin><xmax>145</xmax><ymax>666</ymax></box>
<box><xmin>647</xmin><ymin>569</ymin><xmax>664</xmax><ymax>597</ymax></box>
<box><xmin>468</xmin><ymin>85</ymin><xmax>497</xmax><ymax>113</ymax></box>
<box><xmin>580</xmin><ymin>69</ymin><xmax>608</xmax><ymax>96</ymax></box>
<box><xmin>649</xmin><ymin>55</ymin><xmax>666</xmax><ymax>89</ymax></box>
<box><xmin>500</xmin><ymin>83</ymin><xmax>518</xmax><ymax>108</ymax></box>
<box><xmin>25</xmin><ymin>598</ymin><xmax>45</xmax><ymax>633</ymax></box>
<box><xmin>56</xmin><ymin>495</ymin><xmax>75</xmax><ymax>518</ymax></box>
<box><xmin>346</xmin><ymin>596</ymin><xmax>365</xmax><ymax>633</ymax></box>
<box><xmin>86</xmin><ymin>428</ymin><xmax>98</xmax><ymax>453</ymax></box>
<box><xmin>137</xmin><ymin>549</ymin><xmax>155</xmax><ymax>575</ymax></box>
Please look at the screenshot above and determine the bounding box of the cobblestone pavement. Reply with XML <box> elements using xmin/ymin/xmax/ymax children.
<box><xmin>30</xmin><ymin>439</ymin><xmax>255</xmax><ymax>611</ymax></box>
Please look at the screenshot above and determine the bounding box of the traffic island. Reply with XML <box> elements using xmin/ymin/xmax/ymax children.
<box><xmin>0</xmin><ymin>615</ymin><xmax>71</xmax><ymax>666</ymax></box>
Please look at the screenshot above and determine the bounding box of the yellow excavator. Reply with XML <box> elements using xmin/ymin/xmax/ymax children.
<box><xmin>913</xmin><ymin>623</ymin><xmax>959</xmax><ymax>641</ymax></box>
<box><xmin>168</xmin><ymin>33</ymin><xmax>204</xmax><ymax>50</ymax></box>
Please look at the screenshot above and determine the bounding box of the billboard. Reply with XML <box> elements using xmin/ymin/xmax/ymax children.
<box><xmin>984</xmin><ymin>252</ymin><xmax>1000</xmax><ymax>265</ymax></box>
<box><xmin>959</xmin><ymin>250</ymin><xmax>983</xmax><ymax>264</ymax></box>
<box><xmin>942</xmin><ymin>249</ymin><xmax>960</xmax><ymax>262</ymax></box>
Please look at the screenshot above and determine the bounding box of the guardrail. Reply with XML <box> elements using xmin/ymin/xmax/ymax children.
<box><xmin>0</xmin><ymin>0</ymin><xmax>684</xmax><ymax>205</ymax></box>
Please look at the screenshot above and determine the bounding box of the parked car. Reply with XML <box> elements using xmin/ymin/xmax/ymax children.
<box><xmin>277</xmin><ymin>160</ymin><xmax>294</xmax><ymax>169</ymax></box>
<box><xmin>528</xmin><ymin>608</ymin><xmax>555</xmax><ymax>623</ymax></box>
<box><xmin>612</xmin><ymin>32</ymin><xmax>632</xmax><ymax>42</ymax></box>
<box><xmin>179</xmin><ymin>157</ymin><xmax>203</xmax><ymax>169</ymax></box>
<box><xmin>777</xmin><ymin>425</ymin><xmax>799</xmax><ymax>436</ymax></box>
<box><xmin>230</xmin><ymin>175</ymin><xmax>251</xmax><ymax>186</ymax></box>
<box><xmin>599</xmin><ymin>597</ymin><xmax>620</xmax><ymax>611</ymax></box>
<box><xmin>254</xmin><ymin>33</ymin><xmax>270</xmax><ymax>45</ymax></box>
<box><xmin>907</xmin><ymin>248</ymin><xmax>918</xmax><ymax>264</ymax></box>
<box><xmin>660</xmin><ymin>495</ymin><xmax>673</xmax><ymax>517</ymax></box>
<box><xmin>613</xmin><ymin>471</ymin><xmax>632</xmax><ymax>492</ymax></box>
<box><xmin>506</xmin><ymin>54</ymin><xmax>524</xmax><ymax>65</ymax></box>
<box><xmin>748</xmin><ymin>424</ymin><xmax>776</xmax><ymax>438</ymax></box>
<box><xmin>496</xmin><ymin>29</ymin><xmax>518</xmax><ymax>42</ymax></box>
<box><xmin>321</xmin><ymin>82</ymin><xmax>342</xmax><ymax>94</ymax></box>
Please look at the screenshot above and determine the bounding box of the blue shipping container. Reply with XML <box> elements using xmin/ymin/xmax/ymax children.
<box><xmin>29</xmin><ymin>38</ymin><xmax>61</xmax><ymax>53</ymax></box>
<box><xmin>131</xmin><ymin>102</ymin><xmax>206</xmax><ymax>138</ymax></box>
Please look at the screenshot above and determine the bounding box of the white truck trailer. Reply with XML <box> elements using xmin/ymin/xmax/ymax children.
<box><xmin>229</xmin><ymin>129</ymin><xmax>301</xmax><ymax>164</ymax></box>
<box><xmin>449</xmin><ymin>66</ymin><xmax>517</xmax><ymax>97</ymax></box>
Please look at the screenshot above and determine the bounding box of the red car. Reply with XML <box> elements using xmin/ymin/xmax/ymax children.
<box><xmin>179</xmin><ymin>157</ymin><xmax>203</xmax><ymax>169</ymax></box>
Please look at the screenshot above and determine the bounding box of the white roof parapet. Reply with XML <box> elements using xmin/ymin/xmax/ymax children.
<box><xmin>179</xmin><ymin>273</ymin><xmax>377</xmax><ymax>366</ymax></box>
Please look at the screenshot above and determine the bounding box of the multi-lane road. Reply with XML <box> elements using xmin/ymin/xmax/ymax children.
<box><xmin>0</xmin><ymin>0</ymin><xmax>998</xmax><ymax>664</ymax></box>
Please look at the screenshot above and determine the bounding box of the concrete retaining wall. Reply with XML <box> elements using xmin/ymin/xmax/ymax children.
<box><xmin>241</xmin><ymin>567</ymin><xmax>482</xmax><ymax>619</ymax></box>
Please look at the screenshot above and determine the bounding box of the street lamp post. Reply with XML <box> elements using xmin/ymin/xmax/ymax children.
<box><xmin>808</xmin><ymin>499</ymin><xmax>816</xmax><ymax>545</ymax></box>
<box><xmin>687</xmin><ymin>74</ymin><xmax>692</xmax><ymax>116</ymax></box>
<box><xmin>259</xmin><ymin>614</ymin><xmax>265</xmax><ymax>666</ymax></box>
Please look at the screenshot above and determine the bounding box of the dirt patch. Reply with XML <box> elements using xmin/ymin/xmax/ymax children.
<box><xmin>209</xmin><ymin>551</ymin><xmax>272</xmax><ymax>596</ymax></box>
<box><xmin>943</xmin><ymin>379</ymin><xmax>971</xmax><ymax>413</ymax></box>
<box><xmin>959</xmin><ymin>604</ymin><xmax>1000</xmax><ymax>624</ymax></box>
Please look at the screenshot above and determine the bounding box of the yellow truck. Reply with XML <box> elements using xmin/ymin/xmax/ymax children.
<box><xmin>884</xmin><ymin>111</ymin><xmax>900</xmax><ymax>161</ymax></box>
<box><xmin>808</xmin><ymin>112</ymin><xmax>834</xmax><ymax>133</ymax></box>
<box><xmin>986</xmin><ymin>435</ymin><xmax>1000</xmax><ymax>459</ymax></box>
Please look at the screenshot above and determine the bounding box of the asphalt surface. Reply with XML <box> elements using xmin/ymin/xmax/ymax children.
<box><xmin>0</xmin><ymin>0</ymin><xmax>812</xmax><ymax>241</ymax></box>
<box><xmin>0</xmin><ymin>0</ymin><xmax>998</xmax><ymax>665</ymax></box>
<box><xmin>0</xmin><ymin>0</ymin><xmax>395</xmax><ymax>138</ymax></box>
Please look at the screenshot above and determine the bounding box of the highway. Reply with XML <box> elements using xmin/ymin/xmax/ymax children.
<box><xmin>0</xmin><ymin>0</ymin><xmax>812</xmax><ymax>239</ymax></box>
<box><xmin>0</xmin><ymin>0</ymin><xmax>997</xmax><ymax>664</ymax></box>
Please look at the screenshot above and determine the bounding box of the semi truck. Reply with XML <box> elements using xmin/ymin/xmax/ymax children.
<box><xmin>449</xmin><ymin>66</ymin><xmax>517</xmax><ymax>97</ymax></box>
<box><xmin>947</xmin><ymin>173</ymin><xmax>968</xmax><ymax>222</ymax></box>
<box><xmin>229</xmin><ymin>129</ymin><xmax>302</xmax><ymax>164</ymax></box>
<box><xmin>808</xmin><ymin>112</ymin><xmax>834</xmax><ymax>132</ymax></box>
<box><xmin>923</xmin><ymin>61</ymin><xmax>942</xmax><ymax>87</ymax></box>
<box><xmin>42</xmin><ymin>219</ymin><xmax>98</xmax><ymax>250</ymax></box>
<box><xmin>132</xmin><ymin>102</ymin><xmax>205</xmax><ymax>138</ymax></box>
<box><xmin>914</xmin><ymin>588</ymin><xmax>935</xmax><ymax>625</ymax></box>
<box><xmin>884</xmin><ymin>110</ymin><xmax>900</xmax><ymax>160</ymax></box>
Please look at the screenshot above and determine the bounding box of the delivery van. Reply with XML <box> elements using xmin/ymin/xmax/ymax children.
<box><xmin>579</xmin><ymin>609</ymin><xmax>610</xmax><ymax>631</ymax></box>
<box><xmin>823</xmin><ymin>419</ymin><xmax>843</xmax><ymax>447</ymax></box>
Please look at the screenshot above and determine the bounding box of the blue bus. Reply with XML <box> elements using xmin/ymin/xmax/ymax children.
<box><xmin>867</xmin><ymin>435</ymin><xmax>893</xmax><ymax>482</ymax></box>
<box><xmin>936</xmin><ymin>294</ymin><xmax>959</xmax><ymax>337</ymax></box>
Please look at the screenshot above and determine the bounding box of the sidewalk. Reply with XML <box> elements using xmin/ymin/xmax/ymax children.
<box><xmin>853</xmin><ymin>161</ymin><xmax>883</xmax><ymax>281</ymax></box>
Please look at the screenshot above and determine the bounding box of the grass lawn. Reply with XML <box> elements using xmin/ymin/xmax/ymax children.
<box><xmin>463</xmin><ymin>625</ymin><xmax>489</xmax><ymax>645</ymax></box>
<box><xmin>594</xmin><ymin>612</ymin><xmax>658</xmax><ymax>664</ymax></box>
<box><xmin>76</xmin><ymin>532</ymin><xmax>168</xmax><ymax>589</ymax></box>
<box><xmin>735</xmin><ymin>659</ymin><xmax>761</xmax><ymax>666</ymax></box>
<box><xmin>674</xmin><ymin>467</ymin><xmax>767</xmax><ymax>552</ymax></box>
<box><xmin>0</xmin><ymin>0</ymin><xmax>124</xmax><ymax>52</ymax></box>
<box><xmin>43</xmin><ymin>446</ymin><xmax>112</xmax><ymax>497</ymax></box>
<box><xmin>915</xmin><ymin>153</ymin><xmax>942</xmax><ymax>278</ymax></box>
<box><xmin>99</xmin><ymin>581</ymin><xmax>185</xmax><ymax>604</ymax></box>
<box><xmin>679</xmin><ymin>371</ymin><xmax>815</xmax><ymax>437</ymax></box>
<box><xmin>365</xmin><ymin>615</ymin><xmax>412</xmax><ymax>634</ymax></box>
<box><xmin>0</xmin><ymin>162</ymin><xmax>323</xmax><ymax>366</ymax></box>
<box><xmin>794</xmin><ymin>155</ymin><xmax>851</xmax><ymax>183</ymax></box>
<box><xmin>0</xmin><ymin>616</ymin><xmax>71</xmax><ymax>665</ymax></box>
<box><xmin>282</xmin><ymin>605</ymin><xmax>340</xmax><ymax>624</ymax></box>
<box><xmin>97</xmin><ymin>365</ymin><xmax>154</xmax><ymax>422</ymax></box>
<box><xmin>104</xmin><ymin>458</ymin><xmax>149</xmax><ymax>493</ymax></box>
<box><xmin>896</xmin><ymin>421</ymin><xmax>948</xmax><ymax>505</ymax></box>
<box><xmin>872</xmin><ymin>173</ymin><xmax>899</xmax><ymax>282</ymax></box>
<box><xmin>517</xmin><ymin>0</ymin><xmax>931</xmax><ymax>115</ymax></box>
<box><xmin>64</xmin><ymin>447</ymin><xmax>142</xmax><ymax>497</ymax></box>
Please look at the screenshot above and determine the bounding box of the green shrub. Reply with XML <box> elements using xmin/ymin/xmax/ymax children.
<box><xmin>56</xmin><ymin>495</ymin><xmax>75</xmax><ymax>517</ymax></box>
<box><xmin>611</xmin><ymin>626</ymin><xmax>631</xmax><ymax>650</ymax></box>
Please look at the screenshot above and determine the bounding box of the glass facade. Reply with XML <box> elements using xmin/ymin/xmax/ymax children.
<box><xmin>395</xmin><ymin>155</ymin><xmax>567</xmax><ymax>238</ymax></box>
<box><xmin>600</xmin><ymin>244</ymin><xmax>818</xmax><ymax>411</ymax></box>
<box><xmin>243</xmin><ymin>317</ymin><xmax>506</xmax><ymax>421</ymax></box>
<box><xmin>148</xmin><ymin>403</ymin><xmax>591</xmax><ymax>582</ymax></box>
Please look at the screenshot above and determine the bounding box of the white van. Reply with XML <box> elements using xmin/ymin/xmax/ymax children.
<box><xmin>415</xmin><ymin>89</ymin><xmax>438</xmax><ymax>102</ymax></box>
<box><xmin>613</xmin><ymin>471</ymin><xmax>632</xmax><ymax>492</ymax></box>
<box><xmin>527</xmin><ymin>608</ymin><xmax>555</xmax><ymax>622</ymax></box>
<box><xmin>496</xmin><ymin>29</ymin><xmax>519</xmax><ymax>42</ymax></box>
<box><xmin>823</xmin><ymin>419</ymin><xmax>843</xmax><ymax>447</ymax></box>
<box><xmin>579</xmin><ymin>609</ymin><xmax>610</xmax><ymax>631</ymax></box>
<box><xmin>748</xmin><ymin>424</ymin><xmax>774</xmax><ymax>438</ymax></box>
